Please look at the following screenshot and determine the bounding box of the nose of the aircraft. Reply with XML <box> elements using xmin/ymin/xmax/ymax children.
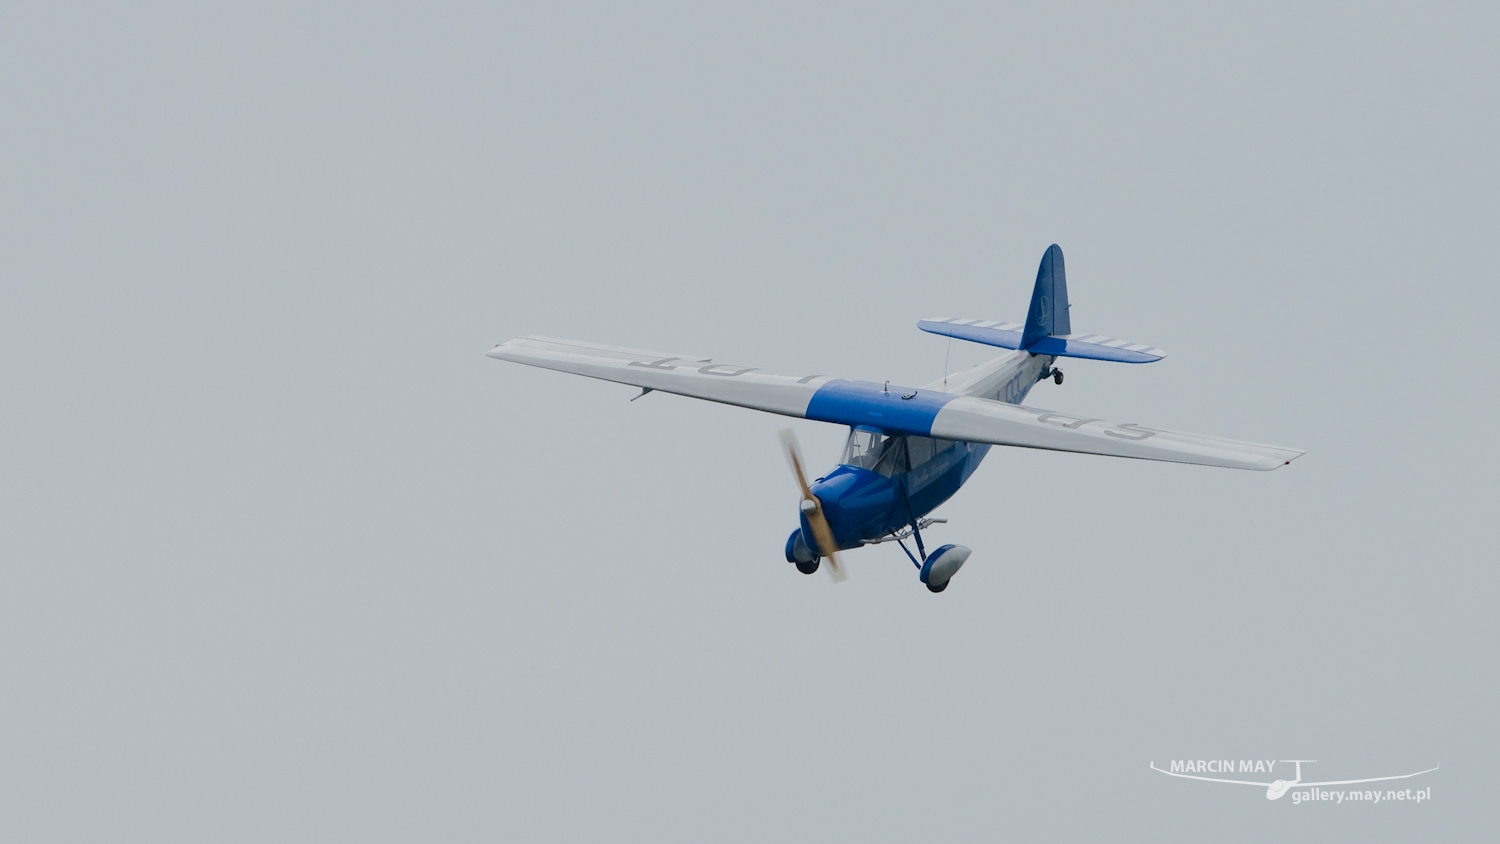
<box><xmin>804</xmin><ymin>466</ymin><xmax>897</xmax><ymax>548</ymax></box>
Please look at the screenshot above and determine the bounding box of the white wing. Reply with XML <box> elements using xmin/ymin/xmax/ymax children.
<box><xmin>930</xmin><ymin>397</ymin><xmax>1303</xmax><ymax>471</ymax></box>
<box><xmin>486</xmin><ymin>335</ymin><xmax>833</xmax><ymax>417</ymax></box>
<box><xmin>489</xmin><ymin>335</ymin><xmax>1304</xmax><ymax>471</ymax></box>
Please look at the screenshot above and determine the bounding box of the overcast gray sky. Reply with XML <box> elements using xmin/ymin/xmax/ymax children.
<box><xmin>2</xmin><ymin>3</ymin><xmax>1496</xmax><ymax>841</ymax></box>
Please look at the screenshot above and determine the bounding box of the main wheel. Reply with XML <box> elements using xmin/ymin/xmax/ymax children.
<box><xmin>1053</xmin><ymin>369</ymin><xmax>1064</xmax><ymax>385</ymax></box>
<box><xmin>796</xmin><ymin>558</ymin><xmax>820</xmax><ymax>575</ymax></box>
<box><xmin>926</xmin><ymin>580</ymin><xmax>948</xmax><ymax>593</ymax></box>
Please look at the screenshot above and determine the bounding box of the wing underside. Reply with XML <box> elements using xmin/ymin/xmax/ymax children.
<box><xmin>486</xmin><ymin>335</ymin><xmax>833</xmax><ymax>417</ymax></box>
<box><xmin>489</xmin><ymin>335</ymin><xmax>1303</xmax><ymax>471</ymax></box>
<box><xmin>930</xmin><ymin>396</ymin><xmax>1303</xmax><ymax>470</ymax></box>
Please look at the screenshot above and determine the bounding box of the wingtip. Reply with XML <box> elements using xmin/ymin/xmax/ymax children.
<box><xmin>487</xmin><ymin>337</ymin><xmax>527</xmax><ymax>359</ymax></box>
<box><xmin>1256</xmin><ymin>449</ymin><xmax>1306</xmax><ymax>470</ymax></box>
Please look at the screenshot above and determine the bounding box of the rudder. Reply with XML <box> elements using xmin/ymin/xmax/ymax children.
<box><xmin>915</xmin><ymin>241</ymin><xmax>1166</xmax><ymax>364</ymax></box>
<box><xmin>1020</xmin><ymin>244</ymin><xmax>1070</xmax><ymax>348</ymax></box>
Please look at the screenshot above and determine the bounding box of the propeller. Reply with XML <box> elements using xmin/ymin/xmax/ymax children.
<box><xmin>778</xmin><ymin>428</ymin><xmax>846</xmax><ymax>582</ymax></box>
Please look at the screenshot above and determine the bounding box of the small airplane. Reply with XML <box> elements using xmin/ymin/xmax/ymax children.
<box><xmin>1150</xmin><ymin>760</ymin><xmax>1440</xmax><ymax>800</ymax></box>
<box><xmin>488</xmin><ymin>245</ymin><xmax>1304</xmax><ymax>592</ymax></box>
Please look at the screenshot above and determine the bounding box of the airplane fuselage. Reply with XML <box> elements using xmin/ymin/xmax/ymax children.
<box><xmin>801</xmin><ymin>350</ymin><xmax>1053</xmax><ymax>550</ymax></box>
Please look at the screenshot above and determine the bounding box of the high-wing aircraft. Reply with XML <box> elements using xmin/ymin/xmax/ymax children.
<box><xmin>488</xmin><ymin>245</ymin><xmax>1304</xmax><ymax>592</ymax></box>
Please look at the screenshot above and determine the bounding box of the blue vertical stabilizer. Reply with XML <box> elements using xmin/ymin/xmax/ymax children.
<box><xmin>1020</xmin><ymin>244</ymin><xmax>1071</xmax><ymax>349</ymax></box>
<box><xmin>916</xmin><ymin>242</ymin><xmax>1167</xmax><ymax>363</ymax></box>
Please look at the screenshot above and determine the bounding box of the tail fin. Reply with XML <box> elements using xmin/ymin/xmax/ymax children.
<box><xmin>1020</xmin><ymin>244</ymin><xmax>1070</xmax><ymax>348</ymax></box>
<box><xmin>915</xmin><ymin>243</ymin><xmax>1166</xmax><ymax>363</ymax></box>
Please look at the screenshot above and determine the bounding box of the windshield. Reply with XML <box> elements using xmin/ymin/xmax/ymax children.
<box><xmin>841</xmin><ymin>428</ymin><xmax>906</xmax><ymax>477</ymax></box>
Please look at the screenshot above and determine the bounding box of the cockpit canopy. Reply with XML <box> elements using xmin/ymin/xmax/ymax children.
<box><xmin>841</xmin><ymin>427</ymin><xmax>956</xmax><ymax>478</ymax></box>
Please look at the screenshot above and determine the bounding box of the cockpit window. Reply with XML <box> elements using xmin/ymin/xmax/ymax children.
<box><xmin>871</xmin><ymin>437</ymin><xmax>907</xmax><ymax>476</ymax></box>
<box><xmin>841</xmin><ymin>428</ymin><xmax>907</xmax><ymax>477</ymax></box>
<box><xmin>842</xmin><ymin>428</ymin><xmax>886</xmax><ymax>469</ymax></box>
<box><xmin>906</xmin><ymin>435</ymin><xmax>956</xmax><ymax>468</ymax></box>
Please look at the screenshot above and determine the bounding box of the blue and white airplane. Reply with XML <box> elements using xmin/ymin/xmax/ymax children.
<box><xmin>489</xmin><ymin>245</ymin><xmax>1303</xmax><ymax>592</ymax></box>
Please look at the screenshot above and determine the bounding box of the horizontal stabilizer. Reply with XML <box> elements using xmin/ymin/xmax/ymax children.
<box><xmin>918</xmin><ymin>318</ymin><xmax>1166</xmax><ymax>364</ymax></box>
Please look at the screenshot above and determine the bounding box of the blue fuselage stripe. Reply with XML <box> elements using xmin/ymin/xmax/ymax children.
<box><xmin>803</xmin><ymin>380</ymin><xmax>959</xmax><ymax>436</ymax></box>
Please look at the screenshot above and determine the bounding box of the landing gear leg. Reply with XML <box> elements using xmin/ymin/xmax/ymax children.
<box><xmin>910</xmin><ymin>521</ymin><xmax>950</xmax><ymax>591</ymax></box>
<box><xmin>910</xmin><ymin>518</ymin><xmax>928</xmax><ymax>561</ymax></box>
<box><xmin>895</xmin><ymin>486</ymin><xmax>931</xmax><ymax>571</ymax></box>
<box><xmin>894</xmin><ymin>513</ymin><xmax>931</xmax><ymax>571</ymax></box>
